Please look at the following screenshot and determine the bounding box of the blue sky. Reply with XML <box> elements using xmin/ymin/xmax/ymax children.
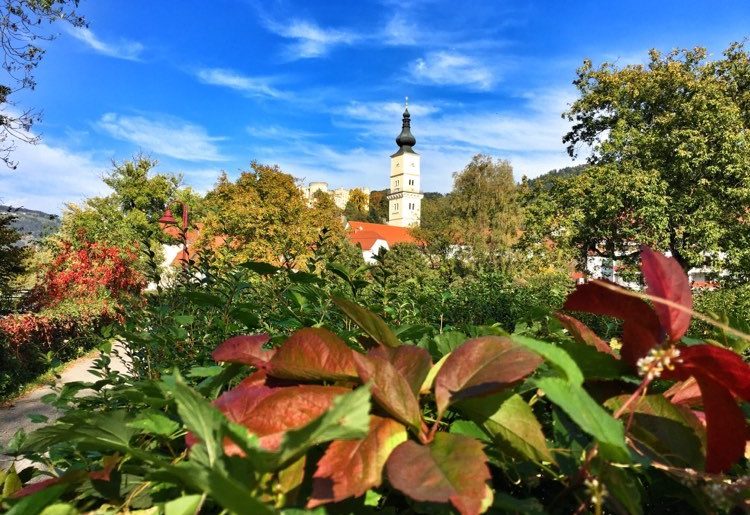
<box><xmin>2</xmin><ymin>0</ymin><xmax>750</xmax><ymax>213</ymax></box>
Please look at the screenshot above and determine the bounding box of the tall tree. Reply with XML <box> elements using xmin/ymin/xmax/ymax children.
<box><xmin>0</xmin><ymin>212</ymin><xmax>26</xmax><ymax>306</ymax></box>
<box><xmin>449</xmin><ymin>154</ymin><xmax>523</xmax><ymax>272</ymax></box>
<box><xmin>0</xmin><ymin>1</ymin><xmax>86</xmax><ymax>167</ymax></box>
<box><xmin>343</xmin><ymin>188</ymin><xmax>369</xmax><ymax>221</ymax></box>
<box><xmin>59</xmin><ymin>156</ymin><xmax>190</xmax><ymax>258</ymax></box>
<box><xmin>564</xmin><ymin>44</ymin><xmax>750</xmax><ymax>276</ymax></box>
<box><xmin>202</xmin><ymin>162</ymin><xmax>336</xmax><ymax>266</ymax></box>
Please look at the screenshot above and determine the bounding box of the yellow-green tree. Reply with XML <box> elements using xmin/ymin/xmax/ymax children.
<box><xmin>343</xmin><ymin>188</ymin><xmax>369</xmax><ymax>221</ymax></box>
<box><xmin>202</xmin><ymin>162</ymin><xmax>342</xmax><ymax>266</ymax></box>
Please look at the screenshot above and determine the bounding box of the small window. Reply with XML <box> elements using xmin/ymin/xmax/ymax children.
<box><xmin>409</xmin><ymin>179</ymin><xmax>414</xmax><ymax>186</ymax></box>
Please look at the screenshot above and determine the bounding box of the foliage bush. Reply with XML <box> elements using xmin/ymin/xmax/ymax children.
<box><xmin>0</xmin><ymin>240</ymin><xmax>144</xmax><ymax>400</ymax></box>
<box><xmin>0</xmin><ymin>246</ymin><xmax>748</xmax><ymax>514</ymax></box>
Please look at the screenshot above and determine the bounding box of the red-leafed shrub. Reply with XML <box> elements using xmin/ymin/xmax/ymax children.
<box><xmin>0</xmin><ymin>240</ymin><xmax>144</xmax><ymax>399</ymax></box>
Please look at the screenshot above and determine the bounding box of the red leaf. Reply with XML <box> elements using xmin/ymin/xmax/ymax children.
<box><xmin>267</xmin><ymin>328</ymin><xmax>358</xmax><ymax>381</ymax></box>
<box><xmin>694</xmin><ymin>376</ymin><xmax>748</xmax><ymax>473</ymax></box>
<box><xmin>669</xmin><ymin>344</ymin><xmax>750</xmax><ymax>401</ymax></box>
<box><xmin>564</xmin><ymin>280</ymin><xmax>662</xmax><ymax>365</ymax></box>
<box><xmin>385</xmin><ymin>433</ymin><xmax>492</xmax><ymax>515</ymax></box>
<box><xmin>10</xmin><ymin>477</ymin><xmax>63</xmax><ymax>498</ymax></box>
<box><xmin>308</xmin><ymin>416</ymin><xmax>407</xmax><ymax>507</ymax></box>
<box><xmin>433</xmin><ymin>336</ymin><xmax>542</xmax><ymax>417</ymax></box>
<box><xmin>640</xmin><ymin>246</ymin><xmax>692</xmax><ymax>342</ymax></box>
<box><xmin>216</xmin><ymin>383</ymin><xmax>350</xmax><ymax>451</ymax></box>
<box><xmin>212</xmin><ymin>334</ymin><xmax>274</xmax><ymax>367</ymax></box>
<box><xmin>353</xmin><ymin>352</ymin><xmax>423</xmax><ymax>432</ymax></box>
<box><xmin>555</xmin><ymin>313</ymin><xmax>615</xmax><ymax>356</ymax></box>
<box><xmin>368</xmin><ymin>344</ymin><xmax>433</xmax><ymax>395</ymax></box>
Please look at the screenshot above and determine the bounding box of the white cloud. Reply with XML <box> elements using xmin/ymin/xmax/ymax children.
<box><xmin>97</xmin><ymin>113</ymin><xmax>226</xmax><ymax>162</ymax></box>
<box><xmin>411</xmin><ymin>52</ymin><xmax>495</xmax><ymax>90</ymax></box>
<box><xmin>196</xmin><ymin>68</ymin><xmax>286</xmax><ymax>98</ymax></box>
<box><xmin>0</xmin><ymin>139</ymin><xmax>107</xmax><ymax>214</ymax></box>
<box><xmin>264</xmin><ymin>19</ymin><xmax>358</xmax><ymax>58</ymax></box>
<box><xmin>68</xmin><ymin>27</ymin><xmax>144</xmax><ymax>61</ymax></box>
<box><xmin>383</xmin><ymin>16</ymin><xmax>418</xmax><ymax>45</ymax></box>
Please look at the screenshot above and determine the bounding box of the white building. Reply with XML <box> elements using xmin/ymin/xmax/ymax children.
<box><xmin>386</xmin><ymin>103</ymin><xmax>423</xmax><ymax>227</ymax></box>
<box><xmin>300</xmin><ymin>182</ymin><xmax>371</xmax><ymax>210</ymax></box>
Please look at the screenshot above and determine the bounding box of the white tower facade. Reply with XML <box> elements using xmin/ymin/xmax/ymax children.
<box><xmin>387</xmin><ymin>102</ymin><xmax>423</xmax><ymax>227</ymax></box>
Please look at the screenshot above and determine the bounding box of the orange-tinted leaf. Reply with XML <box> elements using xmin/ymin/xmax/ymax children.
<box><xmin>267</xmin><ymin>328</ymin><xmax>357</xmax><ymax>381</ymax></box>
<box><xmin>353</xmin><ymin>352</ymin><xmax>423</xmax><ymax>432</ymax></box>
<box><xmin>564</xmin><ymin>280</ymin><xmax>662</xmax><ymax>366</ymax></box>
<box><xmin>308</xmin><ymin>416</ymin><xmax>407</xmax><ymax>507</ymax></box>
<box><xmin>640</xmin><ymin>246</ymin><xmax>692</xmax><ymax>342</ymax></box>
<box><xmin>212</xmin><ymin>334</ymin><xmax>274</xmax><ymax>367</ymax></box>
<box><xmin>694</xmin><ymin>376</ymin><xmax>748</xmax><ymax>473</ymax></box>
<box><xmin>555</xmin><ymin>312</ymin><xmax>614</xmax><ymax>356</ymax></box>
<box><xmin>385</xmin><ymin>433</ymin><xmax>492</xmax><ymax>515</ymax></box>
<box><xmin>216</xmin><ymin>383</ymin><xmax>350</xmax><ymax>451</ymax></box>
<box><xmin>664</xmin><ymin>377</ymin><xmax>702</xmax><ymax>406</ymax></box>
<box><xmin>434</xmin><ymin>336</ymin><xmax>542</xmax><ymax>417</ymax></box>
<box><xmin>368</xmin><ymin>344</ymin><xmax>433</xmax><ymax>395</ymax></box>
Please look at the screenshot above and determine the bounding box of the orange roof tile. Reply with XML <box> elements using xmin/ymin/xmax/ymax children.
<box><xmin>346</xmin><ymin>221</ymin><xmax>418</xmax><ymax>250</ymax></box>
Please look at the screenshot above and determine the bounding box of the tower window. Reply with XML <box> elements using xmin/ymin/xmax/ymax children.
<box><xmin>409</xmin><ymin>179</ymin><xmax>414</xmax><ymax>186</ymax></box>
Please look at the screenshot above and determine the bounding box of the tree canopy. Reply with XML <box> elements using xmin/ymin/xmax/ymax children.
<box><xmin>563</xmin><ymin>43</ymin><xmax>750</xmax><ymax>277</ymax></box>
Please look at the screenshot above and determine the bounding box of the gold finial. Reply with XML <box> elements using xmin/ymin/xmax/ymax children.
<box><xmin>405</xmin><ymin>96</ymin><xmax>409</xmax><ymax>108</ymax></box>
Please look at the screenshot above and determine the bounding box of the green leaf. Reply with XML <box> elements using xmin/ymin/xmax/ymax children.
<box><xmin>229</xmin><ymin>307</ymin><xmax>260</xmax><ymax>328</ymax></box>
<box><xmin>536</xmin><ymin>377</ymin><xmax>629</xmax><ymax>462</ymax></box>
<box><xmin>188</xmin><ymin>366</ymin><xmax>223</xmax><ymax>378</ymax></box>
<box><xmin>174</xmin><ymin>315</ymin><xmax>194</xmax><ymax>325</ymax></box>
<box><xmin>492</xmin><ymin>492</ymin><xmax>545</xmax><ymax>514</ymax></box>
<box><xmin>128</xmin><ymin>410</ymin><xmax>180</xmax><ymax>437</ymax></box>
<box><xmin>3</xmin><ymin>466</ymin><xmax>21</xmax><ymax>497</ymax></box>
<box><xmin>449</xmin><ymin>420</ymin><xmax>489</xmax><ymax>442</ymax></box>
<box><xmin>5</xmin><ymin>485</ymin><xmax>66</xmax><ymax>515</ymax></box>
<box><xmin>385</xmin><ymin>433</ymin><xmax>493</xmax><ymax>515</ymax></box>
<box><xmin>240</xmin><ymin>261</ymin><xmax>279</xmax><ymax>275</ymax></box>
<box><xmin>434</xmin><ymin>336</ymin><xmax>542</xmax><ymax>417</ymax></box>
<box><xmin>184</xmin><ymin>291</ymin><xmax>224</xmax><ymax>308</ymax></box>
<box><xmin>458</xmin><ymin>393</ymin><xmax>552</xmax><ymax>463</ymax></box>
<box><xmin>558</xmin><ymin>340</ymin><xmax>632</xmax><ymax>381</ymax></box>
<box><xmin>600</xmin><ymin>464</ymin><xmax>643</xmax><ymax>515</ymax></box>
<box><xmin>432</xmin><ymin>331</ymin><xmax>466</xmax><ymax>357</ymax></box>
<box><xmin>26</xmin><ymin>414</ymin><xmax>49</xmax><ymax>424</ymax></box>
<box><xmin>163</xmin><ymin>494</ymin><xmax>204</xmax><ymax>515</ymax></box>
<box><xmin>604</xmin><ymin>394</ymin><xmax>705</xmax><ymax>469</ymax></box>
<box><xmin>39</xmin><ymin>504</ymin><xmax>80</xmax><ymax>515</ymax></box>
<box><xmin>513</xmin><ymin>335</ymin><xmax>584</xmax><ymax>385</ymax></box>
<box><xmin>170</xmin><ymin>373</ymin><xmax>226</xmax><ymax>465</ymax></box>
<box><xmin>333</xmin><ymin>296</ymin><xmax>401</xmax><ymax>348</ymax></box>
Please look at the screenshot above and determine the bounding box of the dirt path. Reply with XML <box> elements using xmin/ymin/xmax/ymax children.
<box><xmin>0</xmin><ymin>344</ymin><xmax>130</xmax><ymax>470</ymax></box>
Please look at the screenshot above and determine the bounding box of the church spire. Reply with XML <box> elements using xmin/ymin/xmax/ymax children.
<box><xmin>395</xmin><ymin>96</ymin><xmax>416</xmax><ymax>152</ymax></box>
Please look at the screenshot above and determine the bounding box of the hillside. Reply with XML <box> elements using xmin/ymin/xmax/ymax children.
<box><xmin>0</xmin><ymin>205</ymin><xmax>60</xmax><ymax>244</ymax></box>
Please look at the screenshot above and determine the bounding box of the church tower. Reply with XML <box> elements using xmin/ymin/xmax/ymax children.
<box><xmin>387</xmin><ymin>99</ymin><xmax>423</xmax><ymax>227</ymax></box>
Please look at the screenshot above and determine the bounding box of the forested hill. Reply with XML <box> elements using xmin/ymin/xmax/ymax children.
<box><xmin>0</xmin><ymin>205</ymin><xmax>60</xmax><ymax>244</ymax></box>
<box><xmin>527</xmin><ymin>164</ymin><xmax>588</xmax><ymax>188</ymax></box>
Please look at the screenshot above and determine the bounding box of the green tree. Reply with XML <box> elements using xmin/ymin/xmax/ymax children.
<box><xmin>59</xmin><ymin>156</ymin><xmax>189</xmax><ymax>259</ymax></box>
<box><xmin>0</xmin><ymin>213</ymin><xmax>26</xmax><ymax>306</ymax></box>
<box><xmin>343</xmin><ymin>188</ymin><xmax>369</xmax><ymax>221</ymax></box>
<box><xmin>367</xmin><ymin>190</ymin><xmax>388</xmax><ymax>223</ymax></box>
<box><xmin>522</xmin><ymin>165</ymin><xmax>668</xmax><ymax>279</ymax></box>
<box><xmin>564</xmin><ymin>44</ymin><xmax>750</xmax><ymax>276</ymax></box>
<box><xmin>0</xmin><ymin>1</ymin><xmax>86</xmax><ymax>167</ymax></box>
<box><xmin>449</xmin><ymin>154</ymin><xmax>523</xmax><ymax>272</ymax></box>
<box><xmin>202</xmin><ymin>162</ymin><xmax>334</xmax><ymax>266</ymax></box>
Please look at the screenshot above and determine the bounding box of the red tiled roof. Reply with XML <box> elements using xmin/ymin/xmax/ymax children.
<box><xmin>346</xmin><ymin>221</ymin><xmax>418</xmax><ymax>250</ymax></box>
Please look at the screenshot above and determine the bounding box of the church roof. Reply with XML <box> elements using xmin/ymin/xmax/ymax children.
<box><xmin>392</xmin><ymin>102</ymin><xmax>418</xmax><ymax>157</ymax></box>
<box><xmin>346</xmin><ymin>221</ymin><xmax>418</xmax><ymax>250</ymax></box>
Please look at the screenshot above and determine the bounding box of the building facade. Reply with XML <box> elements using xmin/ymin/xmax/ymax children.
<box><xmin>386</xmin><ymin>104</ymin><xmax>423</xmax><ymax>227</ymax></box>
<box><xmin>300</xmin><ymin>182</ymin><xmax>371</xmax><ymax>210</ymax></box>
